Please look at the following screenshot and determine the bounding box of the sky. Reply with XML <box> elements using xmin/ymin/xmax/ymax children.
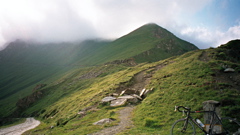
<box><xmin>0</xmin><ymin>0</ymin><xmax>239</xmax><ymax>50</ymax></box>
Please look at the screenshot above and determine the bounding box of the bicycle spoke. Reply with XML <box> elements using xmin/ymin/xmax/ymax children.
<box><xmin>171</xmin><ymin>119</ymin><xmax>195</xmax><ymax>135</ymax></box>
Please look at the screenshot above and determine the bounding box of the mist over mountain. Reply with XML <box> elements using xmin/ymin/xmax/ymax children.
<box><xmin>0</xmin><ymin>23</ymin><xmax>198</xmax><ymax>66</ymax></box>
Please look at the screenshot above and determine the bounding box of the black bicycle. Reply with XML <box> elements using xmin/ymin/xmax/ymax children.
<box><xmin>171</xmin><ymin>106</ymin><xmax>240</xmax><ymax>135</ymax></box>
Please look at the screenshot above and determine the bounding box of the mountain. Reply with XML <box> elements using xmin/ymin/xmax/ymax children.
<box><xmin>0</xmin><ymin>25</ymin><xmax>239</xmax><ymax>134</ymax></box>
<box><xmin>80</xmin><ymin>23</ymin><xmax>198</xmax><ymax>64</ymax></box>
<box><xmin>2</xmin><ymin>39</ymin><xmax>237</xmax><ymax>135</ymax></box>
<box><xmin>0</xmin><ymin>23</ymin><xmax>198</xmax><ymax>118</ymax></box>
<box><xmin>0</xmin><ymin>23</ymin><xmax>198</xmax><ymax>66</ymax></box>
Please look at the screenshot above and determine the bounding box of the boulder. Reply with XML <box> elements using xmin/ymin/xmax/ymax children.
<box><xmin>111</xmin><ymin>93</ymin><xmax>119</xmax><ymax>97</ymax></box>
<box><xmin>101</xmin><ymin>96</ymin><xmax>116</xmax><ymax>103</ymax></box>
<box><xmin>120</xmin><ymin>89</ymin><xmax>139</xmax><ymax>96</ymax></box>
<box><xmin>118</xmin><ymin>95</ymin><xmax>139</xmax><ymax>103</ymax></box>
<box><xmin>140</xmin><ymin>88</ymin><xmax>153</xmax><ymax>98</ymax></box>
<box><xmin>139</xmin><ymin>88</ymin><xmax>146</xmax><ymax>97</ymax></box>
<box><xmin>224</xmin><ymin>68</ymin><xmax>235</xmax><ymax>73</ymax></box>
<box><xmin>132</xmin><ymin>94</ymin><xmax>142</xmax><ymax>100</ymax></box>
<box><xmin>93</xmin><ymin>118</ymin><xmax>114</xmax><ymax>125</ymax></box>
<box><xmin>110</xmin><ymin>98</ymin><xmax>127</xmax><ymax>107</ymax></box>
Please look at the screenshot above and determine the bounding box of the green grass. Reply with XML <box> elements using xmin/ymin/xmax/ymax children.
<box><xmin>21</xmin><ymin>48</ymin><xmax>240</xmax><ymax>135</ymax></box>
<box><xmin>126</xmin><ymin>50</ymin><xmax>240</xmax><ymax>134</ymax></box>
<box><xmin>22</xmin><ymin>64</ymin><xmax>146</xmax><ymax>134</ymax></box>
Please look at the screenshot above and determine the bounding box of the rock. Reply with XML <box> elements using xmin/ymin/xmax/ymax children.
<box><xmin>120</xmin><ymin>89</ymin><xmax>139</xmax><ymax>96</ymax></box>
<box><xmin>111</xmin><ymin>93</ymin><xmax>119</xmax><ymax>97</ymax></box>
<box><xmin>118</xmin><ymin>95</ymin><xmax>139</xmax><ymax>103</ymax></box>
<box><xmin>101</xmin><ymin>96</ymin><xmax>116</xmax><ymax>103</ymax></box>
<box><xmin>110</xmin><ymin>98</ymin><xmax>127</xmax><ymax>107</ymax></box>
<box><xmin>224</xmin><ymin>68</ymin><xmax>235</xmax><ymax>73</ymax></box>
<box><xmin>93</xmin><ymin>118</ymin><xmax>115</xmax><ymax>125</ymax></box>
<box><xmin>132</xmin><ymin>94</ymin><xmax>142</xmax><ymax>100</ymax></box>
<box><xmin>140</xmin><ymin>88</ymin><xmax>153</xmax><ymax>98</ymax></box>
<box><xmin>77</xmin><ymin>111</ymin><xmax>86</xmax><ymax>115</ymax></box>
<box><xmin>143</xmin><ymin>90</ymin><xmax>151</xmax><ymax>97</ymax></box>
<box><xmin>139</xmin><ymin>88</ymin><xmax>146</xmax><ymax>97</ymax></box>
<box><xmin>120</xmin><ymin>90</ymin><xmax>126</xmax><ymax>96</ymax></box>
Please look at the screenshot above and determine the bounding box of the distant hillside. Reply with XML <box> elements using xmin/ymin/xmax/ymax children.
<box><xmin>79</xmin><ymin>23</ymin><xmax>198</xmax><ymax>64</ymax></box>
<box><xmin>0</xmin><ymin>23</ymin><xmax>198</xmax><ymax>66</ymax></box>
<box><xmin>0</xmin><ymin>23</ymin><xmax>198</xmax><ymax>118</ymax></box>
<box><xmin>8</xmin><ymin>39</ymin><xmax>239</xmax><ymax>135</ymax></box>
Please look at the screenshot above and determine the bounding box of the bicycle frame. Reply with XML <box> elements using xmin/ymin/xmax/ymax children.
<box><xmin>182</xmin><ymin>110</ymin><xmax>225</xmax><ymax>134</ymax></box>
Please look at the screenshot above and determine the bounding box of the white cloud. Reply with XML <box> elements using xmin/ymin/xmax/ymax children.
<box><xmin>0</xmin><ymin>0</ymin><xmax>238</xmax><ymax>50</ymax></box>
<box><xmin>178</xmin><ymin>24</ymin><xmax>240</xmax><ymax>48</ymax></box>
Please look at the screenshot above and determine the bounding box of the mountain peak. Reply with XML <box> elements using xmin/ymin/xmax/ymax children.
<box><xmin>141</xmin><ymin>22</ymin><xmax>160</xmax><ymax>27</ymax></box>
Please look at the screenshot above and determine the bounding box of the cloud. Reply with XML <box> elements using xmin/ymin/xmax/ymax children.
<box><xmin>0</xmin><ymin>0</ymin><xmax>239</xmax><ymax>50</ymax></box>
<box><xmin>178</xmin><ymin>23</ymin><xmax>240</xmax><ymax>49</ymax></box>
<box><xmin>0</xmin><ymin>0</ymin><xmax>97</xmax><ymax>43</ymax></box>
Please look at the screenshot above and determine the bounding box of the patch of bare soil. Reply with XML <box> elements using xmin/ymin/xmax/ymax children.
<box><xmin>199</xmin><ymin>50</ymin><xmax>211</xmax><ymax>62</ymax></box>
<box><xmin>116</xmin><ymin>61</ymin><xmax>174</xmax><ymax>95</ymax></box>
<box><xmin>214</xmin><ymin>71</ymin><xmax>240</xmax><ymax>90</ymax></box>
<box><xmin>91</xmin><ymin>105</ymin><xmax>135</xmax><ymax>135</ymax></box>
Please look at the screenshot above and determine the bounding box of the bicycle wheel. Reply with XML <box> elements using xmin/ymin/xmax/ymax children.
<box><xmin>171</xmin><ymin>118</ymin><xmax>196</xmax><ymax>135</ymax></box>
<box><xmin>211</xmin><ymin>117</ymin><xmax>240</xmax><ymax>135</ymax></box>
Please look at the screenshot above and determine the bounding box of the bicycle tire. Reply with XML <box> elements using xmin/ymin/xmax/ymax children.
<box><xmin>171</xmin><ymin>118</ymin><xmax>196</xmax><ymax>135</ymax></box>
<box><xmin>211</xmin><ymin>117</ymin><xmax>240</xmax><ymax>135</ymax></box>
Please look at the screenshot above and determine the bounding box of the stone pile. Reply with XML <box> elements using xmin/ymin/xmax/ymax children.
<box><xmin>101</xmin><ymin>88</ymin><xmax>153</xmax><ymax>107</ymax></box>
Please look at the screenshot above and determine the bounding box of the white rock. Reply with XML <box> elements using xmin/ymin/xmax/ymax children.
<box><xmin>224</xmin><ymin>68</ymin><xmax>235</xmax><ymax>72</ymax></box>
<box><xmin>118</xmin><ymin>95</ymin><xmax>139</xmax><ymax>103</ymax></box>
<box><xmin>101</xmin><ymin>96</ymin><xmax>116</xmax><ymax>103</ymax></box>
<box><xmin>93</xmin><ymin>118</ymin><xmax>114</xmax><ymax>125</ymax></box>
<box><xmin>110</xmin><ymin>98</ymin><xmax>127</xmax><ymax>107</ymax></box>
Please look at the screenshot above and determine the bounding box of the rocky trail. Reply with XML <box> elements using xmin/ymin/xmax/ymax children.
<box><xmin>0</xmin><ymin>118</ymin><xmax>40</xmax><ymax>135</ymax></box>
<box><xmin>91</xmin><ymin>61</ymin><xmax>173</xmax><ymax>135</ymax></box>
<box><xmin>91</xmin><ymin>105</ymin><xmax>135</xmax><ymax>135</ymax></box>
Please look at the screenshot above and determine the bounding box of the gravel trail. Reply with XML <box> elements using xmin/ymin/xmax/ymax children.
<box><xmin>91</xmin><ymin>105</ymin><xmax>135</xmax><ymax>135</ymax></box>
<box><xmin>0</xmin><ymin>118</ymin><xmax>40</xmax><ymax>135</ymax></box>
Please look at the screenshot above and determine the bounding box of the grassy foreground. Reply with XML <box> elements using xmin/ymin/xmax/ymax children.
<box><xmin>22</xmin><ymin>45</ymin><xmax>240</xmax><ymax>134</ymax></box>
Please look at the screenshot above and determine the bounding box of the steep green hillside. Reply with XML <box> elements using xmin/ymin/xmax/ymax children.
<box><xmin>15</xmin><ymin>40</ymin><xmax>240</xmax><ymax>135</ymax></box>
<box><xmin>0</xmin><ymin>23</ymin><xmax>198</xmax><ymax>118</ymax></box>
<box><xmin>80</xmin><ymin>23</ymin><xmax>198</xmax><ymax>64</ymax></box>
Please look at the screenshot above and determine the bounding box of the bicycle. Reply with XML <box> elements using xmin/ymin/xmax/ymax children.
<box><xmin>171</xmin><ymin>105</ymin><xmax>240</xmax><ymax>135</ymax></box>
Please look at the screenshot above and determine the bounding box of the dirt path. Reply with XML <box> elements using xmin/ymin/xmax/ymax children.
<box><xmin>0</xmin><ymin>118</ymin><xmax>40</xmax><ymax>135</ymax></box>
<box><xmin>91</xmin><ymin>61</ymin><xmax>174</xmax><ymax>135</ymax></box>
<box><xmin>91</xmin><ymin>105</ymin><xmax>135</xmax><ymax>135</ymax></box>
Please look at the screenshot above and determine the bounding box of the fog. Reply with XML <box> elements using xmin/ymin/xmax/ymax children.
<box><xmin>0</xmin><ymin>0</ymin><xmax>239</xmax><ymax>50</ymax></box>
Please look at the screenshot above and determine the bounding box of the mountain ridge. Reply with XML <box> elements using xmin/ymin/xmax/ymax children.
<box><xmin>0</xmin><ymin>23</ymin><xmax>198</xmax><ymax>104</ymax></box>
<box><xmin>0</xmin><ymin>23</ymin><xmax>201</xmax><ymax>132</ymax></box>
<box><xmin>0</xmin><ymin>29</ymin><xmax>240</xmax><ymax>134</ymax></box>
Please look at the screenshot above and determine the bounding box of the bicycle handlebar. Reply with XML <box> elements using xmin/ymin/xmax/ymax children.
<box><xmin>175</xmin><ymin>106</ymin><xmax>191</xmax><ymax>112</ymax></box>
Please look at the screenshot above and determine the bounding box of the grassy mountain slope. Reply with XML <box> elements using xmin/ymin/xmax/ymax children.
<box><xmin>17</xmin><ymin>40</ymin><xmax>240</xmax><ymax>135</ymax></box>
<box><xmin>0</xmin><ymin>23</ymin><xmax>198</xmax><ymax>117</ymax></box>
<box><xmin>80</xmin><ymin>23</ymin><xmax>198</xmax><ymax>64</ymax></box>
